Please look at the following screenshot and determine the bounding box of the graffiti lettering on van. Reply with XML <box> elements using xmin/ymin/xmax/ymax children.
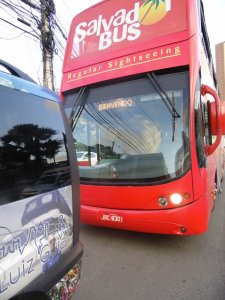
<box><xmin>0</xmin><ymin>214</ymin><xmax>72</xmax><ymax>295</ymax></box>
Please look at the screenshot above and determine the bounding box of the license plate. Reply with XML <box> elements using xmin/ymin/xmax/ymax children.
<box><xmin>99</xmin><ymin>212</ymin><xmax>125</xmax><ymax>223</ymax></box>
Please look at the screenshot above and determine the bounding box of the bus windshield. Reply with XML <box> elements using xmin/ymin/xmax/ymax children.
<box><xmin>65</xmin><ymin>70</ymin><xmax>190</xmax><ymax>184</ymax></box>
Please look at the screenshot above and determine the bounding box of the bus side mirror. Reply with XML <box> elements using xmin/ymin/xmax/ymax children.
<box><xmin>201</xmin><ymin>84</ymin><xmax>222</xmax><ymax>155</ymax></box>
<box><xmin>208</xmin><ymin>99</ymin><xmax>225</xmax><ymax>135</ymax></box>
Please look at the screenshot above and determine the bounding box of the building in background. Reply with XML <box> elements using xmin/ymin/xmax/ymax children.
<box><xmin>215</xmin><ymin>41</ymin><xmax>225</xmax><ymax>101</ymax></box>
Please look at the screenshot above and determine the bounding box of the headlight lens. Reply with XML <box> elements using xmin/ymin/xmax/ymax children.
<box><xmin>170</xmin><ymin>193</ymin><xmax>183</xmax><ymax>205</ymax></box>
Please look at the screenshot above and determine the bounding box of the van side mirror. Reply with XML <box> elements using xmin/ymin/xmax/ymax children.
<box><xmin>201</xmin><ymin>84</ymin><xmax>222</xmax><ymax>155</ymax></box>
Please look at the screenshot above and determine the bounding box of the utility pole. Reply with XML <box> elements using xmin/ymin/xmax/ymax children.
<box><xmin>40</xmin><ymin>0</ymin><xmax>55</xmax><ymax>90</ymax></box>
<box><xmin>2</xmin><ymin>0</ymin><xmax>57</xmax><ymax>90</ymax></box>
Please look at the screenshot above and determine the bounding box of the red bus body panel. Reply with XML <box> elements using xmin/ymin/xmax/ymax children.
<box><xmin>81</xmin><ymin>172</ymin><xmax>194</xmax><ymax>210</ymax></box>
<box><xmin>61</xmin><ymin>0</ymin><xmax>188</xmax><ymax>92</ymax></box>
<box><xmin>80</xmin><ymin>171</ymin><xmax>210</xmax><ymax>235</ymax></box>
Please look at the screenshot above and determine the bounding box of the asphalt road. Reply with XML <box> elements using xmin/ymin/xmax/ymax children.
<box><xmin>74</xmin><ymin>180</ymin><xmax>225</xmax><ymax>300</ymax></box>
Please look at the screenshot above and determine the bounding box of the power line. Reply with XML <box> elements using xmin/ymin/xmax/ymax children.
<box><xmin>55</xmin><ymin>20</ymin><xmax>67</xmax><ymax>40</ymax></box>
<box><xmin>0</xmin><ymin>31</ymin><xmax>26</xmax><ymax>40</ymax></box>
<box><xmin>0</xmin><ymin>0</ymin><xmax>73</xmax><ymax>89</ymax></box>
<box><xmin>19</xmin><ymin>0</ymin><xmax>39</xmax><ymax>10</ymax></box>
<box><xmin>0</xmin><ymin>17</ymin><xmax>39</xmax><ymax>39</ymax></box>
<box><xmin>0</xmin><ymin>0</ymin><xmax>40</xmax><ymax>34</ymax></box>
<box><xmin>61</xmin><ymin>0</ymin><xmax>73</xmax><ymax>18</ymax></box>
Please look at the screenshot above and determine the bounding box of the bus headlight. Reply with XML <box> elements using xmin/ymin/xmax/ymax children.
<box><xmin>170</xmin><ymin>193</ymin><xmax>182</xmax><ymax>205</ymax></box>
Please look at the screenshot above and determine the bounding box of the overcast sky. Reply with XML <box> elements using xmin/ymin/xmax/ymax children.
<box><xmin>0</xmin><ymin>0</ymin><xmax>225</xmax><ymax>89</ymax></box>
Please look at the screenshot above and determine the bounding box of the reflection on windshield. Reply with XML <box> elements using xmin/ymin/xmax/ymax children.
<box><xmin>65</xmin><ymin>71</ymin><xmax>190</xmax><ymax>184</ymax></box>
<box><xmin>0</xmin><ymin>92</ymin><xmax>70</xmax><ymax>204</ymax></box>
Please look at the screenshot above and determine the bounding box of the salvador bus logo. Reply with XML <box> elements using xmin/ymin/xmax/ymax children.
<box><xmin>73</xmin><ymin>0</ymin><xmax>171</xmax><ymax>52</ymax></box>
<box><xmin>139</xmin><ymin>0</ymin><xmax>171</xmax><ymax>25</ymax></box>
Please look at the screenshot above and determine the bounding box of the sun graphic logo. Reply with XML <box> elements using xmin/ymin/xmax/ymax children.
<box><xmin>139</xmin><ymin>0</ymin><xmax>171</xmax><ymax>25</ymax></box>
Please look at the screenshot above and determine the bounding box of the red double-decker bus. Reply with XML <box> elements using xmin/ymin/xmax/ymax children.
<box><xmin>61</xmin><ymin>0</ymin><xmax>225</xmax><ymax>235</ymax></box>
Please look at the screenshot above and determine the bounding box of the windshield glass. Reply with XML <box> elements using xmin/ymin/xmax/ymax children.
<box><xmin>65</xmin><ymin>71</ymin><xmax>190</xmax><ymax>184</ymax></box>
<box><xmin>0</xmin><ymin>86</ymin><xmax>71</xmax><ymax>204</ymax></box>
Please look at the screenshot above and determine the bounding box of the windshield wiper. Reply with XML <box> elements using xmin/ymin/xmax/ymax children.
<box><xmin>69</xmin><ymin>86</ymin><xmax>87</xmax><ymax>131</ymax></box>
<box><xmin>146</xmin><ymin>73</ymin><xmax>180</xmax><ymax>118</ymax></box>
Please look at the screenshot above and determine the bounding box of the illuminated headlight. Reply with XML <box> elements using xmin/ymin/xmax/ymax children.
<box><xmin>170</xmin><ymin>193</ymin><xmax>183</xmax><ymax>205</ymax></box>
<box><xmin>158</xmin><ymin>197</ymin><xmax>168</xmax><ymax>207</ymax></box>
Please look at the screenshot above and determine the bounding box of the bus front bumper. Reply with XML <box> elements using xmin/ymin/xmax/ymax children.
<box><xmin>81</xmin><ymin>196</ymin><xmax>210</xmax><ymax>235</ymax></box>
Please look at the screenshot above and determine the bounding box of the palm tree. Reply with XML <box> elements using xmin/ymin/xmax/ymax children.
<box><xmin>139</xmin><ymin>0</ymin><xmax>165</xmax><ymax>23</ymax></box>
<box><xmin>1</xmin><ymin>124</ymin><xmax>61</xmax><ymax>163</ymax></box>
